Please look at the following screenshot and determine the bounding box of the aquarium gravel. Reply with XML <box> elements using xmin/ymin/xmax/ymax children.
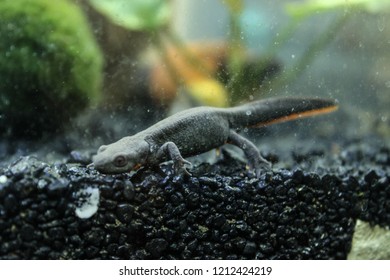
<box><xmin>0</xmin><ymin>138</ymin><xmax>389</xmax><ymax>260</ymax></box>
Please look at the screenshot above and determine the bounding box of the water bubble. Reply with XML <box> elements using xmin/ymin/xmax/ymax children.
<box><xmin>0</xmin><ymin>95</ymin><xmax>10</xmax><ymax>106</ymax></box>
<box><xmin>377</xmin><ymin>16</ymin><xmax>385</xmax><ymax>32</ymax></box>
<box><xmin>0</xmin><ymin>175</ymin><xmax>7</xmax><ymax>184</ymax></box>
<box><xmin>246</xmin><ymin>110</ymin><xmax>252</xmax><ymax>116</ymax></box>
<box><xmin>385</xmin><ymin>81</ymin><xmax>390</xmax><ymax>88</ymax></box>
<box><xmin>7</xmin><ymin>23</ymin><xmax>15</xmax><ymax>30</ymax></box>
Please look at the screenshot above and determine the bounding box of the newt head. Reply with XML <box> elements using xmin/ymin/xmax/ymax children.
<box><xmin>92</xmin><ymin>137</ymin><xmax>149</xmax><ymax>174</ymax></box>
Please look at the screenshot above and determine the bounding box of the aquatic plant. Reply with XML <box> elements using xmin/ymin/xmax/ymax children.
<box><xmin>286</xmin><ymin>0</ymin><xmax>390</xmax><ymax>19</ymax></box>
<box><xmin>88</xmin><ymin>0</ymin><xmax>230</xmax><ymax>107</ymax></box>
<box><xmin>89</xmin><ymin>0</ymin><xmax>171</xmax><ymax>31</ymax></box>
<box><xmin>87</xmin><ymin>0</ymin><xmax>387</xmax><ymax>107</ymax></box>
<box><xmin>0</xmin><ymin>0</ymin><xmax>103</xmax><ymax>138</ymax></box>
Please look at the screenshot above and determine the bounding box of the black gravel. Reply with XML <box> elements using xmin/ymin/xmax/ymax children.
<box><xmin>0</xmin><ymin>137</ymin><xmax>389</xmax><ymax>260</ymax></box>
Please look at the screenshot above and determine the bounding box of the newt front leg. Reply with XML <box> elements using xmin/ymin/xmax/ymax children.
<box><xmin>156</xmin><ymin>142</ymin><xmax>193</xmax><ymax>175</ymax></box>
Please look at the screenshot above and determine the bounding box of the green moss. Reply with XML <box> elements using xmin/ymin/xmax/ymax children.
<box><xmin>0</xmin><ymin>0</ymin><xmax>103</xmax><ymax>137</ymax></box>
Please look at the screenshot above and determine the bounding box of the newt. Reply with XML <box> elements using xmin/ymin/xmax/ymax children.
<box><xmin>92</xmin><ymin>97</ymin><xmax>338</xmax><ymax>176</ymax></box>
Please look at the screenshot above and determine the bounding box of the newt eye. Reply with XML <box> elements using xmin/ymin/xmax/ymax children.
<box><xmin>113</xmin><ymin>155</ymin><xmax>127</xmax><ymax>167</ymax></box>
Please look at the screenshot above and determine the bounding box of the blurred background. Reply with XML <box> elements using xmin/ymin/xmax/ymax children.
<box><xmin>0</xmin><ymin>0</ymin><xmax>389</xmax><ymax>159</ymax></box>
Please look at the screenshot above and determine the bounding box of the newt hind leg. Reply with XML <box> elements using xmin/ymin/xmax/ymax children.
<box><xmin>227</xmin><ymin>130</ymin><xmax>271</xmax><ymax>177</ymax></box>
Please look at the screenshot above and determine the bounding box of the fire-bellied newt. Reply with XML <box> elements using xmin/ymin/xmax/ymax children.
<box><xmin>92</xmin><ymin>97</ymin><xmax>338</xmax><ymax>177</ymax></box>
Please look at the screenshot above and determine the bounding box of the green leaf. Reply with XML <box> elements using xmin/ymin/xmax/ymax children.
<box><xmin>286</xmin><ymin>0</ymin><xmax>390</xmax><ymax>20</ymax></box>
<box><xmin>88</xmin><ymin>0</ymin><xmax>171</xmax><ymax>31</ymax></box>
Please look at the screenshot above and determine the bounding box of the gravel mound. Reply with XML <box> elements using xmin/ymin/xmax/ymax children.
<box><xmin>0</xmin><ymin>138</ymin><xmax>389</xmax><ymax>259</ymax></box>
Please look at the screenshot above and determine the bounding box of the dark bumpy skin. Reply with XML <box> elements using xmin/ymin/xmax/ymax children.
<box><xmin>92</xmin><ymin>97</ymin><xmax>338</xmax><ymax>176</ymax></box>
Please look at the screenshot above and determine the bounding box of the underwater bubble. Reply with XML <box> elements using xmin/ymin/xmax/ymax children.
<box><xmin>377</xmin><ymin>16</ymin><xmax>385</xmax><ymax>32</ymax></box>
<box><xmin>0</xmin><ymin>175</ymin><xmax>7</xmax><ymax>184</ymax></box>
<box><xmin>246</xmin><ymin>110</ymin><xmax>252</xmax><ymax>116</ymax></box>
<box><xmin>7</xmin><ymin>23</ymin><xmax>15</xmax><ymax>30</ymax></box>
<box><xmin>1</xmin><ymin>95</ymin><xmax>10</xmax><ymax>106</ymax></box>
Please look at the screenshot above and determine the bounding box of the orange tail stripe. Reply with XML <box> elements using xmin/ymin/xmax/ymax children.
<box><xmin>251</xmin><ymin>104</ymin><xmax>338</xmax><ymax>127</ymax></box>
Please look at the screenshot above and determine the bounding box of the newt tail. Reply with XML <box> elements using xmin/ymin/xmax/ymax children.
<box><xmin>225</xmin><ymin>97</ymin><xmax>337</xmax><ymax>129</ymax></box>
